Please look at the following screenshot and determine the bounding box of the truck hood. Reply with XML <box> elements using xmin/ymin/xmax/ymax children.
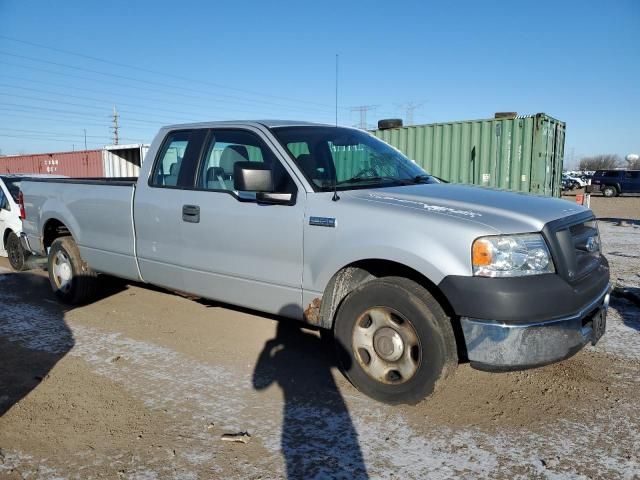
<box><xmin>346</xmin><ymin>183</ymin><xmax>588</xmax><ymax>233</ymax></box>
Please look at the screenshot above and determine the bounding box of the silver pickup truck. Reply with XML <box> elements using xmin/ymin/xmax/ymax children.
<box><xmin>19</xmin><ymin>120</ymin><xmax>610</xmax><ymax>404</ymax></box>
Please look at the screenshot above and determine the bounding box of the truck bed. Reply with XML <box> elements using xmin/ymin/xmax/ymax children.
<box><xmin>20</xmin><ymin>177</ymin><xmax>141</xmax><ymax>281</ymax></box>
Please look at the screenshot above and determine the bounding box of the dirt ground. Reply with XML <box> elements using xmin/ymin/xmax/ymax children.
<box><xmin>562</xmin><ymin>190</ymin><xmax>640</xmax><ymax>221</ymax></box>
<box><xmin>1</xmin><ymin>200</ymin><xmax>639</xmax><ymax>479</ymax></box>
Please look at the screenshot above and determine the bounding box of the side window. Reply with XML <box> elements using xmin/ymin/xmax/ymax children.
<box><xmin>0</xmin><ymin>189</ymin><xmax>8</xmax><ymax>211</ymax></box>
<box><xmin>198</xmin><ymin>129</ymin><xmax>295</xmax><ymax>193</ymax></box>
<box><xmin>625</xmin><ymin>171</ymin><xmax>639</xmax><ymax>179</ymax></box>
<box><xmin>151</xmin><ymin>130</ymin><xmax>198</xmax><ymax>187</ymax></box>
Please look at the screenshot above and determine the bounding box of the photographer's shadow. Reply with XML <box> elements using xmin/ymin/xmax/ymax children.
<box><xmin>253</xmin><ymin>322</ymin><xmax>369</xmax><ymax>479</ymax></box>
<box><xmin>0</xmin><ymin>270</ymin><xmax>74</xmax><ymax>417</ymax></box>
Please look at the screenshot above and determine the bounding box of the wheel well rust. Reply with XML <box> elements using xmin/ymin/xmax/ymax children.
<box><xmin>316</xmin><ymin>259</ymin><xmax>467</xmax><ymax>360</ymax></box>
<box><xmin>43</xmin><ymin>219</ymin><xmax>71</xmax><ymax>251</ymax></box>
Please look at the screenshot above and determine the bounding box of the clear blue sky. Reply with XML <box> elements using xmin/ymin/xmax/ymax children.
<box><xmin>0</xmin><ymin>0</ymin><xmax>638</xmax><ymax>166</ymax></box>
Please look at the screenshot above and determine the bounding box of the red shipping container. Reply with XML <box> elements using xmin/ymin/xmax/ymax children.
<box><xmin>0</xmin><ymin>149</ymin><xmax>104</xmax><ymax>177</ymax></box>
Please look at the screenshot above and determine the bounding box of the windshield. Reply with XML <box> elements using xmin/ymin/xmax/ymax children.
<box><xmin>272</xmin><ymin>126</ymin><xmax>438</xmax><ymax>191</ymax></box>
<box><xmin>0</xmin><ymin>177</ymin><xmax>22</xmax><ymax>202</ymax></box>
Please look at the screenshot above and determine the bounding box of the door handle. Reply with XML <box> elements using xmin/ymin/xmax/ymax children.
<box><xmin>182</xmin><ymin>204</ymin><xmax>200</xmax><ymax>223</ymax></box>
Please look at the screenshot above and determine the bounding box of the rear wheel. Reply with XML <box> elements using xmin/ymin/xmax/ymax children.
<box><xmin>48</xmin><ymin>236</ymin><xmax>97</xmax><ymax>304</ymax></box>
<box><xmin>602</xmin><ymin>186</ymin><xmax>617</xmax><ymax>197</ymax></box>
<box><xmin>6</xmin><ymin>231</ymin><xmax>28</xmax><ymax>271</ymax></box>
<box><xmin>333</xmin><ymin>277</ymin><xmax>457</xmax><ymax>404</ymax></box>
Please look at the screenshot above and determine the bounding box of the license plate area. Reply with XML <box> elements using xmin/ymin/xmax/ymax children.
<box><xmin>590</xmin><ymin>307</ymin><xmax>607</xmax><ymax>345</ymax></box>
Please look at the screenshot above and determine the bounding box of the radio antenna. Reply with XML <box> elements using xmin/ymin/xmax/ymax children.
<box><xmin>335</xmin><ymin>54</ymin><xmax>339</xmax><ymax>127</ymax></box>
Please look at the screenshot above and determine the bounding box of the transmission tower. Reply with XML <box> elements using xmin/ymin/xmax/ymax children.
<box><xmin>350</xmin><ymin>105</ymin><xmax>378</xmax><ymax>129</ymax></box>
<box><xmin>396</xmin><ymin>101</ymin><xmax>425</xmax><ymax>126</ymax></box>
<box><xmin>111</xmin><ymin>105</ymin><xmax>120</xmax><ymax>145</ymax></box>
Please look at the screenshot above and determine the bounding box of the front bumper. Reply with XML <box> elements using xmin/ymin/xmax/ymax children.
<box><xmin>460</xmin><ymin>285</ymin><xmax>610</xmax><ymax>371</ymax></box>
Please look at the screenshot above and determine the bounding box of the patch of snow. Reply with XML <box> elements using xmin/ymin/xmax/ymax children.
<box><xmin>2</xmin><ymin>295</ymin><xmax>639</xmax><ymax>478</ymax></box>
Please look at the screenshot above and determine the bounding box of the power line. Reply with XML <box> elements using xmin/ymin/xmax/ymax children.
<box><xmin>0</xmin><ymin>34</ymin><xmax>345</xmax><ymax>111</ymax></box>
<box><xmin>0</xmin><ymin>133</ymin><xmax>106</xmax><ymax>146</ymax></box>
<box><xmin>1</xmin><ymin>127</ymin><xmax>135</xmax><ymax>140</ymax></box>
<box><xmin>0</xmin><ymin>81</ymin><xmax>336</xmax><ymax>124</ymax></box>
<box><xmin>0</xmin><ymin>95</ymin><xmax>194</xmax><ymax>125</ymax></box>
<box><xmin>0</xmin><ymin>70</ymin><xmax>337</xmax><ymax>118</ymax></box>
<box><xmin>0</xmin><ymin>50</ymin><xmax>341</xmax><ymax>116</ymax></box>
<box><xmin>0</xmin><ymin>108</ymin><xmax>113</xmax><ymax>128</ymax></box>
<box><xmin>0</xmin><ymin>83</ymin><xmax>206</xmax><ymax>121</ymax></box>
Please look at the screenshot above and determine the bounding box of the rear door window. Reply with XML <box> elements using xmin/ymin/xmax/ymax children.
<box><xmin>151</xmin><ymin>130</ymin><xmax>206</xmax><ymax>188</ymax></box>
<box><xmin>0</xmin><ymin>188</ymin><xmax>8</xmax><ymax>211</ymax></box>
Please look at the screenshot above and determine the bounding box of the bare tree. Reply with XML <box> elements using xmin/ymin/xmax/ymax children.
<box><xmin>578</xmin><ymin>154</ymin><xmax>621</xmax><ymax>171</ymax></box>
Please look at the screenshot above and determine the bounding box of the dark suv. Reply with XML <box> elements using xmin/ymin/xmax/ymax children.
<box><xmin>591</xmin><ymin>169</ymin><xmax>640</xmax><ymax>197</ymax></box>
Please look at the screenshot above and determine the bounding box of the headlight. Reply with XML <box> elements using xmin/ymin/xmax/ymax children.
<box><xmin>472</xmin><ymin>233</ymin><xmax>555</xmax><ymax>277</ymax></box>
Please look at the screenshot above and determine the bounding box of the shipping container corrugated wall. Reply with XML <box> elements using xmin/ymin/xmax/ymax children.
<box><xmin>373</xmin><ymin>113</ymin><xmax>565</xmax><ymax>197</ymax></box>
<box><xmin>0</xmin><ymin>150</ymin><xmax>104</xmax><ymax>177</ymax></box>
<box><xmin>102</xmin><ymin>144</ymin><xmax>149</xmax><ymax>178</ymax></box>
<box><xmin>0</xmin><ymin>145</ymin><xmax>150</xmax><ymax>178</ymax></box>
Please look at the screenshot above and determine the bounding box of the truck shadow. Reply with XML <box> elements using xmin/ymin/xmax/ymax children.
<box><xmin>253</xmin><ymin>321</ymin><xmax>369</xmax><ymax>479</ymax></box>
<box><xmin>0</xmin><ymin>270</ymin><xmax>74</xmax><ymax>417</ymax></box>
<box><xmin>611</xmin><ymin>289</ymin><xmax>640</xmax><ymax>332</ymax></box>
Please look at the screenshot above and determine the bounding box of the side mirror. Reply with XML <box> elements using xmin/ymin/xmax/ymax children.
<box><xmin>234</xmin><ymin>162</ymin><xmax>273</xmax><ymax>192</ymax></box>
<box><xmin>233</xmin><ymin>162</ymin><xmax>294</xmax><ymax>205</ymax></box>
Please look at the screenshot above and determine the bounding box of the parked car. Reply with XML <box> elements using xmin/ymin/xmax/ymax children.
<box><xmin>562</xmin><ymin>174</ymin><xmax>584</xmax><ymax>189</ymax></box>
<box><xmin>0</xmin><ymin>174</ymin><xmax>65</xmax><ymax>270</ymax></box>
<box><xmin>561</xmin><ymin>178</ymin><xmax>574</xmax><ymax>192</ymax></box>
<box><xmin>19</xmin><ymin>121</ymin><xmax>610</xmax><ymax>404</ymax></box>
<box><xmin>591</xmin><ymin>169</ymin><xmax>640</xmax><ymax>197</ymax></box>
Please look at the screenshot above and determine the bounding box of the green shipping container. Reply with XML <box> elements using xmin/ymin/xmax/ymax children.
<box><xmin>372</xmin><ymin>113</ymin><xmax>565</xmax><ymax>197</ymax></box>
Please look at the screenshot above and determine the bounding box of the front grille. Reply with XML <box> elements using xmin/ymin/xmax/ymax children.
<box><xmin>569</xmin><ymin>221</ymin><xmax>601</xmax><ymax>279</ymax></box>
<box><xmin>542</xmin><ymin>212</ymin><xmax>602</xmax><ymax>283</ymax></box>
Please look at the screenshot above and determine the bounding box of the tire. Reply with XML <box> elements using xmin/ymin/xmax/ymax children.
<box><xmin>333</xmin><ymin>277</ymin><xmax>457</xmax><ymax>404</ymax></box>
<box><xmin>602</xmin><ymin>186</ymin><xmax>617</xmax><ymax>197</ymax></box>
<box><xmin>6</xmin><ymin>231</ymin><xmax>28</xmax><ymax>271</ymax></box>
<box><xmin>377</xmin><ymin>118</ymin><xmax>403</xmax><ymax>130</ymax></box>
<box><xmin>47</xmin><ymin>236</ymin><xmax>97</xmax><ymax>304</ymax></box>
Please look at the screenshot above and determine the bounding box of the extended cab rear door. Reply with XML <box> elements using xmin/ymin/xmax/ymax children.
<box><xmin>134</xmin><ymin>126</ymin><xmax>305</xmax><ymax>319</ymax></box>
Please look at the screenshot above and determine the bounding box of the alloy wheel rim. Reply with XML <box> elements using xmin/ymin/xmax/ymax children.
<box><xmin>8</xmin><ymin>240</ymin><xmax>22</xmax><ymax>268</ymax></box>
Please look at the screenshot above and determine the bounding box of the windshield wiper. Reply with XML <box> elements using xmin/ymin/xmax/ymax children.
<box><xmin>336</xmin><ymin>175</ymin><xmax>411</xmax><ymax>186</ymax></box>
<box><xmin>412</xmin><ymin>174</ymin><xmax>432</xmax><ymax>183</ymax></box>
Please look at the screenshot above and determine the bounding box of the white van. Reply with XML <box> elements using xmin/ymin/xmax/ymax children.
<box><xmin>0</xmin><ymin>174</ymin><xmax>65</xmax><ymax>270</ymax></box>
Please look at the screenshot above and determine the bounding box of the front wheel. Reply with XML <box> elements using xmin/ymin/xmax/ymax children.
<box><xmin>602</xmin><ymin>186</ymin><xmax>617</xmax><ymax>197</ymax></box>
<box><xmin>6</xmin><ymin>231</ymin><xmax>28</xmax><ymax>271</ymax></box>
<box><xmin>333</xmin><ymin>277</ymin><xmax>457</xmax><ymax>404</ymax></box>
<box><xmin>48</xmin><ymin>236</ymin><xmax>97</xmax><ymax>304</ymax></box>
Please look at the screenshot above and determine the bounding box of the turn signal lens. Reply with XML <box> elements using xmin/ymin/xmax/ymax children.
<box><xmin>472</xmin><ymin>239</ymin><xmax>493</xmax><ymax>266</ymax></box>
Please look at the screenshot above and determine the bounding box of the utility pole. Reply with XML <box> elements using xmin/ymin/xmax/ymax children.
<box><xmin>83</xmin><ymin>129</ymin><xmax>87</xmax><ymax>150</ymax></box>
<box><xmin>350</xmin><ymin>105</ymin><xmax>378</xmax><ymax>130</ymax></box>
<box><xmin>111</xmin><ymin>105</ymin><xmax>120</xmax><ymax>145</ymax></box>
<box><xmin>396</xmin><ymin>101</ymin><xmax>425</xmax><ymax>126</ymax></box>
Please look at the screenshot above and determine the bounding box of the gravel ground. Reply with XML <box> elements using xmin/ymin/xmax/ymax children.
<box><xmin>0</xmin><ymin>201</ymin><xmax>639</xmax><ymax>479</ymax></box>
